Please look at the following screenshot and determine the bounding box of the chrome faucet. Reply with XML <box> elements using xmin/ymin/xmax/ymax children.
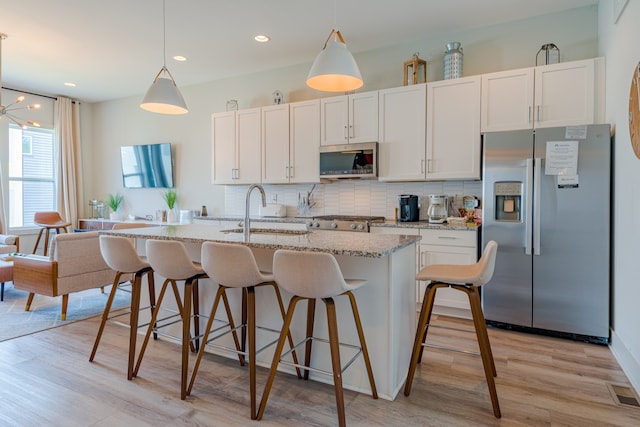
<box><xmin>244</xmin><ymin>184</ymin><xmax>266</xmax><ymax>239</ymax></box>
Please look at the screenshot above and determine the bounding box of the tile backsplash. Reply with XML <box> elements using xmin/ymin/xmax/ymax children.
<box><xmin>225</xmin><ymin>180</ymin><xmax>482</xmax><ymax>220</ymax></box>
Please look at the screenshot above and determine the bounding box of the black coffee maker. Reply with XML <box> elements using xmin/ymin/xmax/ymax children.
<box><xmin>398</xmin><ymin>194</ymin><xmax>419</xmax><ymax>222</ymax></box>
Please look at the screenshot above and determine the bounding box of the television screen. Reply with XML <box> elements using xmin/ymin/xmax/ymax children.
<box><xmin>120</xmin><ymin>143</ymin><xmax>174</xmax><ymax>188</ymax></box>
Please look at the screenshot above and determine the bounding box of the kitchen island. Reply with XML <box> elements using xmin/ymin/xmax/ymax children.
<box><xmin>107</xmin><ymin>223</ymin><xmax>420</xmax><ymax>400</ymax></box>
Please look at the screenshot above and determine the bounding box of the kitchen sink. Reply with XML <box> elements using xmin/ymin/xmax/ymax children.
<box><xmin>221</xmin><ymin>228</ymin><xmax>309</xmax><ymax>236</ymax></box>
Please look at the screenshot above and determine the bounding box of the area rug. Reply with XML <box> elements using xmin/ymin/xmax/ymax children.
<box><xmin>0</xmin><ymin>282</ymin><xmax>130</xmax><ymax>342</ymax></box>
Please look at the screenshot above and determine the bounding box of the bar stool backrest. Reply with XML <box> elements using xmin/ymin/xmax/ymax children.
<box><xmin>474</xmin><ymin>240</ymin><xmax>498</xmax><ymax>287</ymax></box>
<box><xmin>34</xmin><ymin>211</ymin><xmax>68</xmax><ymax>226</ymax></box>
<box><xmin>99</xmin><ymin>235</ymin><xmax>149</xmax><ymax>273</ymax></box>
<box><xmin>145</xmin><ymin>239</ymin><xmax>200</xmax><ymax>280</ymax></box>
<box><xmin>273</xmin><ymin>249</ymin><xmax>351</xmax><ymax>299</ymax></box>
<box><xmin>201</xmin><ymin>242</ymin><xmax>267</xmax><ymax>288</ymax></box>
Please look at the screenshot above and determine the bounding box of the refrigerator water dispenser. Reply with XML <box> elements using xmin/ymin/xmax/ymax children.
<box><xmin>494</xmin><ymin>182</ymin><xmax>522</xmax><ymax>222</ymax></box>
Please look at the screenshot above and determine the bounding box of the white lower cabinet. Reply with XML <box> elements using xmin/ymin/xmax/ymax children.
<box><xmin>371</xmin><ymin>226</ymin><xmax>477</xmax><ymax>318</ymax></box>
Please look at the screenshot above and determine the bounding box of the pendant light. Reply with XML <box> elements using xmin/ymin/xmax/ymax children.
<box><xmin>140</xmin><ymin>0</ymin><xmax>188</xmax><ymax>115</ymax></box>
<box><xmin>0</xmin><ymin>33</ymin><xmax>41</xmax><ymax>128</ymax></box>
<box><xmin>306</xmin><ymin>1</ymin><xmax>362</xmax><ymax>92</ymax></box>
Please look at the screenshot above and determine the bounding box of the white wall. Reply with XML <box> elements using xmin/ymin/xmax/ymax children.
<box><xmin>598</xmin><ymin>0</ymin><xmax>640</xmax><ymax>393</ymax></box>
<box><xmin>85</xmin><ymin>6</ymin><xmax>599</xmax><ymax>220</ymax></box>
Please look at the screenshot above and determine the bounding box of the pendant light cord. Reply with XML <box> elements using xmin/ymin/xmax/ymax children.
<box><xmin>162</xmin><ymin>0</ymin><xmax>167</xmax><ymax>67</ymax></box>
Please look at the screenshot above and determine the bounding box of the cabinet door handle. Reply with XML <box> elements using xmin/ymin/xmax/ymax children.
<box><xmin>344</xmin><ymin>125</ymin><xmax>348</xmax><ymax>140</ymax></box>
<box><xmin>528</xmin><ymin>106</ymin><xmax>532</xmax><ymax>123</ymax></box>
<box><xmin>437</xmin><ymin>236</ymin><xmax>457</xmax><ymax>239</ymax></box>
<box><xmin>285</xmin><ymin>166</ymin><xmax>289</xmax><ymax>178</ymax></box>
<box><xmin>289</xmin><ymin>166</ymin><xmax>294</xmax><ymax>179</ymax></box>
<box><xmin>536</xmin><ymin>105</ymin><xmax>541</xmax><ymax>123</ymax></box>
<box><xmin>421</xmin><ymin>160</ymin><xmax>425</xmax><ymax>174</ymax></box>
<box><xmin>349</xmin><ymin>124</ymin><xmax>354</xmax><ymax>139</ymax></box>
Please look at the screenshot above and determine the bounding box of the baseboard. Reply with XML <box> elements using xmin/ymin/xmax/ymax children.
<box><xmin>610</xmin><ymin>328</ymin><xmax>640</xmax><ymax>395</ymax></box>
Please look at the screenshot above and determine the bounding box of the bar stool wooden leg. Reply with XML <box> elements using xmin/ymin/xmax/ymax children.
<box><xmin>266</xmin><ymin>282</ymin><xmax>302</xmax><ymax>378</ymax></box>
<box><xmin>468</xmin><ymin>286</ymin><xmax>497</xmax><ymax>376</ymax></box>
<box><xmin>220</xmin><ymin>288</ymin><xmax>245</xmax><ymax>365</ymax></box>
<box><xmin>304</xmin><ymin>298</ymin><xmax>316</xmax><ymax>380</ymax></box>
<box><xmin>90</xmin><ymin>272</ymin><xmax>125</xmax><ymax>362</ymax></box>
<box><xmin>257</xmin><ymin>296</ymin><xmax>302</xmax><ymax>421</ymax></box>
<box><xmin>32</xmin><ymin>228</ymin><xmax>45</xmax><ymax>254</ymax></box>
<box><xmin>247</xmin><ymin>286</ymin><xmax>257</xmax><ymax>419</ymax></box>
<box><xmin>127</xmin><ymin>271</ymin><xmax>144</xmax><ymax>380</ymax></box>
<box><xmin>43</xmin><ymin>228</ymin><xmax>51</xmax><ymax>256</ymax></box>
<box><xmin>345</xmin><ymin>291</ymin><xmax>378</xmax><ymax>398</ymax></box>
<box><xmin>134</xmin><ymin>279</ymin><xmax>173</xmax><ymax>377</ymax></box>
<box><xmin>241</xmin><ymin>288</ymin><xmax>247</xmax><ymax>357</ymax></box>
<box><xmin>192</xmin><ymin>280</ymin><xmax>200</xmax><ymax>352</ymax></box>
<box><xmin>187</xmin><ymin>286</ymin><xmax>244</xmax><ymax>394</ymax></box>
<box><xmin>147</xmin><ymin>272</ymin><xmax>158</xmax><ymax>340</ymax></box>
<box><xmin>417</xmin><ymin>283</ymin><xmax>450</xmax><ymax>363</ymax></box>
<box><xmin>464</xmin><ymin>285</ymin><xmax>500</xmax><ymax>418</ymax></box>
<box><xmin>404</xmin><ymin>282</ymin><xmax>438</xmax><ymax>396</ymax></box>
<box><xmin>324</xmin><ymin>297</ymin><xmax>346</xmax><ymax>427</ymax></box>
<box><xmin>181</xmin><ymin>279</ymin><xmax>194</xmax><ymax>400</ymax></box>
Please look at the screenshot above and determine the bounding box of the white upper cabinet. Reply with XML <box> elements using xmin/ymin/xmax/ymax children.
<box><xmin>211</xmin><ymin>108</ymin><xmax>261</xmax><ymax>185</ymax></box>
<box><xmin>321</xmin><ymin>91</ymin><xmax>378</xmax><ymax>146</ymax></box>
<box><xmin>481</xmin><ymin>57</ymin><xmax>604</xmax><ymax>132</ymax></box>
<box><xmin>481</xmin><ymin>67</ymin><xmax>534</xmax><ymax>132</ymax></box>
<box><xmin>534</xmin><ymin>58</ymin><xmax>602</xmax><ymax>128</ymax></box>
<box><xmin>289</xmin><ymin>99</ymin><xmax>320</xmax><ymax>184</ymax></box>
<box><xmin>262</xmin><ymin>101</ymin><xmax>320</xmax><ymax>184</ymax></box>
<box><xmin>378</xmin><ymin>84</ymin><xmax>427</xmax><ymax>181</ymax></box>
<box><xmin>426</xmin><ymin>76</ymin><xmax>481</xmax><ymax>180</ymax></box>
<box><xmin>261</xmin><ymin>104</ymin><xmax>290</xmax><ymax>184</ymax></box>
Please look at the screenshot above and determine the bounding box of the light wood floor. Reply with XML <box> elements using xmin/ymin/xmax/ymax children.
<box><xmin>1</xmin><ymin>313</ymin><xmax>639</xmax><ymax>426</ymax></box>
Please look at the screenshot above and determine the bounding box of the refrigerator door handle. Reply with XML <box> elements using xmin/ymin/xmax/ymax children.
<box><xmin>525</xmin><ymin>158</ymin><xmax>533</xmax><ymax>255</ymax></box>
<box><xmin>533</xmin><ymin>157</ymin><xmax>542</xmax><ymax>255</ymax></box>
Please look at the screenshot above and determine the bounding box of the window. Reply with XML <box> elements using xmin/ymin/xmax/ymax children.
<box><xmin>8</xmin><ymin>125</ymin><xmax>57</xmax><ymax>228</ymax></box>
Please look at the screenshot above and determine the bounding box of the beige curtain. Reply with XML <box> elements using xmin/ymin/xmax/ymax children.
<box><xmin>55</xmin><ymin>97</ymin><xmax>84</xmax><ymax>228</ymax></box>
<box><xmin>0</xmin><ymin>158</ymin><xmax>6</xmax><ymax>234</ymax></box>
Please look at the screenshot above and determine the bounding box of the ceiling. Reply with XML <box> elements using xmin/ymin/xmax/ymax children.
<box><xmin>0</xmin><ymin>0</ymin><xmax>598</xmax><ymax>104</ymax></box>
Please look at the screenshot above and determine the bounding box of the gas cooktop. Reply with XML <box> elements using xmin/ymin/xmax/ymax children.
<box><xmin>308</xmin><ymin>215</ymin><xmax>385</xmax><ymax>232</ymax></box>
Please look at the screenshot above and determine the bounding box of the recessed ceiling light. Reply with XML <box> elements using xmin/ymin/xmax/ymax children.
<box><xmin>173</xmin><ymin>55</ymin><xmax>187</xmax><ymax>61</ymax></box>
<box><xmin>254</xmin><ymin>34</ymin><xmax>270</xmax><ymax>43</ymax></box>
<box><xmin>64</xmin><ymin>82</ymin><xmax>76</xmax><ymax>87</ymax></box>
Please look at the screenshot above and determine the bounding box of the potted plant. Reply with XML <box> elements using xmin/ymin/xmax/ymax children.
<box><xmin>161</xmin><ymin>188</ymin><xmax>178</xmax><ymax>222</ymax></box>
<box><xmin>106</xmin><ymin>193</ymin><xmax>124</xmax><ymax>220</ymax></box>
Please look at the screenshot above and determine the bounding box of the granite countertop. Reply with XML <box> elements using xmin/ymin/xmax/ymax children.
<box><xmin>196</xmin><ymin>215</ymin><xmax>478</xmax><ymax>231</ymax></box>
<box><xmin>372</xmin><ymin>220</ymin><xmax>480</xmax><ymax>231</ymax></box>
<box><xmin>105</xmin><ymin>223</ymin><xmax>420</xmax><ymax>258</ymax></box>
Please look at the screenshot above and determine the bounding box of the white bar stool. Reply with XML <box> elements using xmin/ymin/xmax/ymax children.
<box><xmin>134</xmin><ymin>239</ymin><xmax>207</xmax><ymax>400</ymax></box>
<box><xmin>187</xmin><ymin>242</ymin><xmax>301</xmax><ymax>420</ymax></box>
<box><xmin>257</xmin><ymin>249</ymin><xmax>377</xmax><ymax>427</ymax></box>
<box><xmin>404</xmin><ymin>240</ymin><xmax>501</xmax><ymax>418</ymax></box>
<box><xmin>90</xmin><ymin>234</ymin><xmax>156</xmax><ymax>380</ymax></box>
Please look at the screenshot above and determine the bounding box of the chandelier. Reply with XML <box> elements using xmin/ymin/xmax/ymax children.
<box><xmin>0</xmin><ymin>33</ymin><xmax>41</xmax><ymax>128</ymax></box>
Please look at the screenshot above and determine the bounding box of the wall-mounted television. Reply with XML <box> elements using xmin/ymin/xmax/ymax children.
<box><xmin>120</xmin><ymin>143</ymin><xmax>174</xmax><ymax>188</ymax></box>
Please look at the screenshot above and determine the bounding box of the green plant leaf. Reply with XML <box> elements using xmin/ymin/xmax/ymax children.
<box><xmin>106</xmin><ymin>193</ymin><xmax>124</xmax><ymax>211</ymax></box>
<box><xmin>162</xmin><ymin>188</ymin><xmax>177</xmax><ymax>209</ymax></box>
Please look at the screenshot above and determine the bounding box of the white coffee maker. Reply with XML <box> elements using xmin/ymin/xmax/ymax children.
<box><xmin>427</xmin><ymin>195</ymin><xmax>447</xmax><ymax>223</ymax></box>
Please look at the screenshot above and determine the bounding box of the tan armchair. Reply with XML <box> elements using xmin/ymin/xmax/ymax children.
<box><xmin>13</xmin><ymin>231</ymin><xmax>114</xmax><ymax>320</ymax></box>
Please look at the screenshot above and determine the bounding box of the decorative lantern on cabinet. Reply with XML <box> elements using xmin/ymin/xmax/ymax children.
<box><xmin>536</xmin><ymin>43</ymin><xmax>560</xmax><ymax>66</ymax></box>
<box><xmin>403</xmin><ymin>53</ymin><xmax>427</xmax><ymax>85</ymax></box>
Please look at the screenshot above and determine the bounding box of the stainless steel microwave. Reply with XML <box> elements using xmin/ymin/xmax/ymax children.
<box><xmin>319</xmin><ymin>142</ymin><xmax>378</xmax><ymax>180</ymax></box>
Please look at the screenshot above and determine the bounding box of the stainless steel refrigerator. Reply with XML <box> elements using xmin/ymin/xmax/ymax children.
<box><xmin>482</xmin><ymin>124</ymin><xmax>611</xmax><ymax>344</ymax></box>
